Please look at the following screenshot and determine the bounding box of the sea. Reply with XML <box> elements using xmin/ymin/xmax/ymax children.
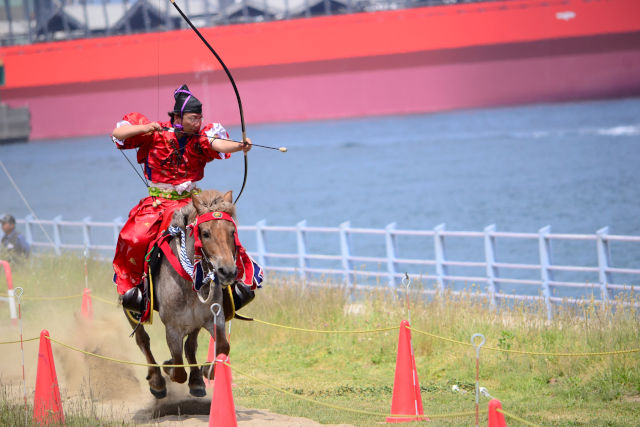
<box><xmin>1</xmin><ymin>97</ymin><xmax>639</xmax><ymax>294</ymax></box>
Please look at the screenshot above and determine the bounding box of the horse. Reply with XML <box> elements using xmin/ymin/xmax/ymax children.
<box><xmin>125</xmin><ymin>189</ymin><xmax>239</xmax><ymax>398</ymax></box>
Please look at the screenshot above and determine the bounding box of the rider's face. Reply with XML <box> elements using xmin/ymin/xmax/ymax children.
<box><xmin>177</xmin><ymin>113</ymin><xmax>202</xmax><ymax>133</ymax></box>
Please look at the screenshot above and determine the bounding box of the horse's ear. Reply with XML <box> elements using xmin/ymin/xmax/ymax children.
<box><xmin>223</xmin><ymin>191</ymin><xmax>233</xmax><ymax>203</ymax></box>
<box><xmin>192</xmin><ymin>193</ymin><xmax>205</xmax><ymax>214</ymax></box>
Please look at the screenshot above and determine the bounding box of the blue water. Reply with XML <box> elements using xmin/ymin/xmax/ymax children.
<box><xmin>1</xmin><ymin>97</ymin><xmax>640</xmax><ymax>292</ymax></box>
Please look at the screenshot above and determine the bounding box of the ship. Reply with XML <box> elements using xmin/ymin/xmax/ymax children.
<box><xmin>0</xmin><ymin>0</ymin><xmax>639</xmax><ymax>140</ymax></box>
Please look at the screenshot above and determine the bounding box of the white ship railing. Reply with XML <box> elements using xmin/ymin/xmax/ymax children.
<box><xmin>13</xmin><ymin>215</ymin><xmax>640</xmax><ymax>319</ymax></box>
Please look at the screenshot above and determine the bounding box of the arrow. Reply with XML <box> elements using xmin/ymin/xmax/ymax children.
<box><xmin>161</xmin><ymin>127</ymin><xmax>287</xmax><ymax>152</ymax></box>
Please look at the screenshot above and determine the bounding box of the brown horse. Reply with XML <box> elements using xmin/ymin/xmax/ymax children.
<box><xmin>125</xmin><ymin>189</ymin><xmax>238</xmax><ymax>398</ymax></box>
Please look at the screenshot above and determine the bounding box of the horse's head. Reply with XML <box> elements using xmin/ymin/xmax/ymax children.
<box><xmin>190</xmin><ymin>190</ymin><xmax>238</xmax><ymax>285</ymax></box>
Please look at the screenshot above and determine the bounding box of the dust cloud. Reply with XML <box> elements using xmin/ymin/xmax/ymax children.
<box><xmin>1</xmin><ymin>304</ymin><xmax>343</xmax><ymax>425</ymax></box>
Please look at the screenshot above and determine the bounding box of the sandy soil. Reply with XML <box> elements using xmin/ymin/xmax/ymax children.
<box><xmin>0</xmin><ymin>310</ymin><xmax>351</xmax><ymax>426</ymax></box>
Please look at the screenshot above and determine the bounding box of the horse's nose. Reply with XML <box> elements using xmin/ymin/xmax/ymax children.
<box><xmin>217</xmin><ymin>265</ymin><xmax>237</xmax><ymax>283</ymax></box>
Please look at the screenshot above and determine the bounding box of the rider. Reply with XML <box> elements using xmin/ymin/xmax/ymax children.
<box><xmin>111</xmin><ymin>84</ymin><xmax>252</xmax><ymax>313</ymax></box>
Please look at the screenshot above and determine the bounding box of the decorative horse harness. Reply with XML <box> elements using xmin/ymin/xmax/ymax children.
<box><xmin>135</xmin><ymin>211</ymin><xmax>262</xmax><ymax>324</ymax></box>
<box><xmin>153</xmin><ymin>211</ymin><xmax>261</xmax><ymax>292</ymax></box>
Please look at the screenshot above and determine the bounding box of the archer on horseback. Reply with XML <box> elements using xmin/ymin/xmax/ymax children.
<box><xmin>111</xmin><ymin>84</ymin><xmax>252</xmax><ymax>314</ymax></box>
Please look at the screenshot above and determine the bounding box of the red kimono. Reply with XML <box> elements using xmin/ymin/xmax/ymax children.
<box><xmin>112</xmin><ymin>112</ymin><xmax>230</xmax><ymax>295</ymax></box>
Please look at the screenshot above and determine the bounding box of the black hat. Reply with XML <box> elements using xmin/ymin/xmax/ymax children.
<box><xmin>1</xmin><ymin>214</ymin><xmax>15</xmax><ymax>224</ymax></box>
<box><xmin>171</xmin><ymin>84</ymin><xmax>202</xmax><ymax>116</ymax></box>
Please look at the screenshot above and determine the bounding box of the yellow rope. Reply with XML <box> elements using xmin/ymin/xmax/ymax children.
<box><xmin>0</xmin><ymin>337</ymin><xmax>39</xmax><ymax>345</ymax></box>
<box><xmin>408</xmin><ymin>326</ymin><xmax>472</xmax><ymax>347</ymax></box>
<box><xmin>252</xmin><ymin>318</ymin><xmax>398</xmax><ymax>334</ymax></box>
<box><xmin>46</xmin><ymin>336</ymin><xmax>213</xmax><ymax>369</ymax></box>
<box><xmin>22</xmin><ymin>294</ymin><xmax>84</xmax><ymax>301</ymax></box>
<box><xmin>408</xmin><ymin>326</ymin><xmax>640</xmax><ymax>357</ymax></box>
<box><xmin>91</xmin><ymin>294</ymin><xmax>118</xmax><ymax>306</ymax></box>
<box><xmin>0</xmin><ymin>291</ymin><xmax>118</xmax><ymax>305</ymax></box>
<box><xmin>224</xmin><ymin>361</ymin><xmax>483</xmax><ymax>420</ymax></box>
<box><xmin>497</xmin><ymin>408</ymin><xmax>542</xmax><ymax>427</ymax></box>
<box><xmin>2</xmin><ymin>297</ymin><xmax>636</xmax><ymax>357</ymax></box>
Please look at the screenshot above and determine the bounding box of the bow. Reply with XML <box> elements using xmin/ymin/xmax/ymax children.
<box><xmin>169</xmin><ymin>0</ymin><xmax>248</xmax><ymax>204</ymax></box>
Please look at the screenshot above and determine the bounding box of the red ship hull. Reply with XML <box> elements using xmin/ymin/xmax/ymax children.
<box><xmin>1</xmin><ymin>0</ymin><xmax>639</xmax><ymax>140</ymax></box>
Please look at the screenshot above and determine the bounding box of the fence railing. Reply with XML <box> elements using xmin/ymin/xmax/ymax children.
<box><xmin>13</xmin><ymin>215</ymin><xmax>640</xmax><ymax>319</ymax></box>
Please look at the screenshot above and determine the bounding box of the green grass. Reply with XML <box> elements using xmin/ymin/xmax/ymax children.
<box><xmin>1</xmin><ymin>254</ymin><xmax>640</xmax><ymax>426</ymax></box>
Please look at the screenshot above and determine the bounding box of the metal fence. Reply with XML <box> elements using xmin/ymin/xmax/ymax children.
<box><xmin>13</xmin><ymin>215</ymin><xmax>640</xmax><ymax>318</ymax></box>
<box><xmin>1</xmin><ymin>0</ymin><xmax>510</xmax><ymax>46</ymax></box>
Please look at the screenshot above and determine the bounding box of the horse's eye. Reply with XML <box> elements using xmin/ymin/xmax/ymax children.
<box><xmin>202</xmin><ymin>231</ymin><xmax>211</xmax><ymax>239</ymax></box>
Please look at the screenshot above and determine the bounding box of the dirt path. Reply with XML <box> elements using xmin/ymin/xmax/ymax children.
<box><xmin>91</xmin><ymin>380</ymin><xmax>351</xmax><ymax>426</ymax></box>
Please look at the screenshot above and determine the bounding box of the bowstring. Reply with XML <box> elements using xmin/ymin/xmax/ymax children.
<box><xmin>119</xmin><ymin>149</ymin><xmax>150</xmax><ymax>189</ymax></box>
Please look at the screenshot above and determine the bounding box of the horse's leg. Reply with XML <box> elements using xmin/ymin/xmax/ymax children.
<box><xmin>184</xmin><ymin>328</ymin><xmax>206</xmax><ymax>397</ymax></box>
<box><xmin>126</xmin><ymin>315</ymin><xmax>166</xmax><ymax>398</ymax></box>
<box><xmin>215</xmin><ymin>321</ymin><xmax>230</xmax><ymax>357</ymax></box>
<box><xmin>163</xmin><ymin>327</ymin><xmax>188</xmax><ymax>383</ymax></box>
<box><xmin>202</xmin><ymin>313</ymin><xmax>230</xmax><ymax>381</ymax></box>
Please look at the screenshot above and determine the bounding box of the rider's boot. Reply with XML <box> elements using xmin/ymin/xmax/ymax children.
<box><xmin>122</xmin><ymin>285</ymin><xmax>146</xmax><ymax>313</ymax></box>
<box><xmin>232</xmin><ymin>282</ymin><xmax>255</xmax><ymax>311</ymax></box>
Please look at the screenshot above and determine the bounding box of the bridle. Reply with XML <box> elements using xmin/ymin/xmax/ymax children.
<box><xmin>189</xmin><ymin>211</ymin><xmax>240</xmax><ymax>287</ymax></box>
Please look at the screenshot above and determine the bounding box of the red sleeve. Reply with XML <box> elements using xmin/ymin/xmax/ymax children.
<box><xmin>111</xmin><ymin>112</ymin><xmax>153</xmax><ymax>150</ymax></box>
<box><xmin>197</xmin><ymin>122</ymin><xmax>232</xmax><ymax>162</ymax></box>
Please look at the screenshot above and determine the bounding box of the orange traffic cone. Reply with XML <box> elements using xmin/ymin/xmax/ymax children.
<box><xmin>33</xmin><ymin>330</ymin><xmax>64</xmax><ymax>425</ymax></box>
<box><xmin>209</xmin><ymin>354</ymin><xmax>237</xmax><ymax>427</ymax></box>
<box><xmin>204</xmin><ymin>336</ymin><xmax>216</xmax><ymax>387</ymax></box>
<box><xmin>81</xmin><ymin>288</ymin><xmax>93</xmax><ymax>319</ymax></box>
<box><xmin>386</xmin><ymin>320</ymin><xmax>427</xmax><ymax>423</ymax></box>
<box><xmin>488</xmin><ymin>399</ymin><xmax>507</xmax><ymax>427</ymax></box>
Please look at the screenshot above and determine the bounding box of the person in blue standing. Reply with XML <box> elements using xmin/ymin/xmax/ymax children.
<box><xmin>1</xmin><ymin>214</ymin><xmax>30</xmax><ymax>261</ymax></box>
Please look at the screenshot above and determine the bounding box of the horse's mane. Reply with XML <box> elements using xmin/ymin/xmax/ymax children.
<box><xmin>171</xmin><ymin>190</ymin><xmax>236</xmax><ymax>229</ymax></box>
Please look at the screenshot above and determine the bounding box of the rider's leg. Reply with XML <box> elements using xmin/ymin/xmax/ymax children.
<box><xmin>113</xmin><ymin>197</ymin><xmax>164</xmax><ymax>312</ymax></box>
<box><xmin>231</xmin><ymin>282</ymin><xmax>255</xmax><ymax>311</ymax></box>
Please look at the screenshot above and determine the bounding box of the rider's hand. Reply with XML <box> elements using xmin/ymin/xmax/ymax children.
<box><xmin>242</xmin><ymin>137</ymin><xmax>253</xmax><ymax>153</ymax></box>
<box><xmin>145</xmin><ymin>122</ymin><xmax>163</xmax><ymax>134</ymax></box>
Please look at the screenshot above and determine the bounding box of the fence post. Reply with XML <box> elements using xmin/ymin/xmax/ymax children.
<box><xmin>596</xmin><ymin>226</ymin><xmax>612</xmax><ymax>306</ymax></box>
<box><xmin>339</xmin><ymin>221</ymin><xmax>352</xmax><ymax>286</ymax></box>
<box><xmin>112</xmin><ymin>216</ymin><xmax>123</xmax><ymax>247</ymax></box>
<box><xmin>538</xmin><ymin>225</ymin><xmax>553</xmax><ymax>320</ymax></box>
<box><xmin>256</xmin><ymin>219</ymin><xmax>267</xmax><ymax>268</ymax></box>
<box><xmin>434</xmin><ymin>223</ymin><xmax>447</xmax><ymax>295</ymax></box>
<box><xmin>296</xmin><ymin>220</ymin><xmax>308</xmax><ymax>280</ymax></box>
<box><xmin>484</xmin><ymin>224</ymin><xmax>498</xmax><ymax>308</ymax></box>
<box><xmin>24</xmin><ymin>214</ymin><xmax>34</xmax><ymax>246</ymax></box>
<box><xmin>385</xmin><ymin>222</ymin><xmax>398</xmax><ymax>288</ymax></box>
<box><xmin>52</xmin><ymin>215</ymin><xmax>62</xmax><ymax>255</ymax></box>
<box><xmin>82</xmin><ymin>216</ymin><xmax>92</xmax><ymax>253</ymax></box>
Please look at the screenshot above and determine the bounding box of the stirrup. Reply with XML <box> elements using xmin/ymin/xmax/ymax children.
<box><xmin>232</xmin><ymin>282</ymin><xmax>255</xmax><ymax>311</ymax></box>
<box><xmin>122</xmin><ymin>286</ymin><xmax>145</xmax><ymax>314</ymax></box>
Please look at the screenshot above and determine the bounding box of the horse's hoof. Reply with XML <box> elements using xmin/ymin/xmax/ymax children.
<box><xmin>189</xmin><ymin>387</ymin><xmax>207</xmax><ymax>398</ymax></box>
<box><xmin>150</xmin><ymin>387</ymin><xmax>167</xmax><ymax>399</ymax></box>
